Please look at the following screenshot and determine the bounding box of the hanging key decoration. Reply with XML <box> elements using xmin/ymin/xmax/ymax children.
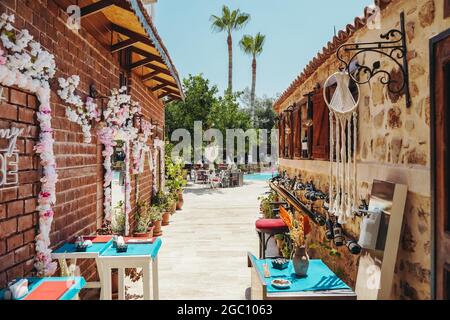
<box><xmin>323</xmin><ymin>72</ymin><xmax>360</xmax><ymax>224</ymax></box>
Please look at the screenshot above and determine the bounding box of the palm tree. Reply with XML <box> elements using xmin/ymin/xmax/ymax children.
<box><xmin>239</xmin><ymin>32</ymin><xmax>266</xmax><ymax>110</ymax></box>
<box><xmin>210</xmin><ymin>6</ymin><xmax>250</xmax><ymax>94</ymax></box>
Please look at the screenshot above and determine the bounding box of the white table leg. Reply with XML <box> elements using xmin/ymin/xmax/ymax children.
<box><xmin>95</xmin><ymin>258</ymin><xmax>103</xmax><ymax>300</ymax></box>
<box><xmin>102</xmin><ymin>265</ymin><xmax>112</xmax><ymax>300</ymax></box>
<box><xmin>118</xmin><ymin>268</ymin><xmax>125</xmax><ymax>300</ymax></box>
<box><xmin>142</xmin><ymin>263</ymin><xmax>151</xmax><ymax>300</ymax></box>
<box><xmin>152</xmin><ymin>257</ymin><xmax>159</xmax><ymax>300</ymax></box>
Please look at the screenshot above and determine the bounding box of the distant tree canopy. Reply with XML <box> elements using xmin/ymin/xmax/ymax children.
<box><xmin>166</xmin><ymin>75</ymin><xmax>276</xmax><ymax>136</ymax></box>
<box><xmin>165</xmin><ymin>74</ymin><xmax>277</xmax><ymax>163</ymax></box>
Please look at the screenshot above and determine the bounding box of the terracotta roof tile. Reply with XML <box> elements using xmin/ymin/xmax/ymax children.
<box><xmin>274</xmin><ymin>0</ymin><xmax>395</xmax><ymax>110</ymax></box>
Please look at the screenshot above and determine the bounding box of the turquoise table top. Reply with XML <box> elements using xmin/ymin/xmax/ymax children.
<box><xmin>52</xmin><ymin>240</ymin><xmax>112</xmax><ymax>255</ymax></box>
<box><xmin>253</xmin><ymin>256</ymin><xmax>351</xmax><ymax>293</ymax></box>
<box><xmin>100</xmin><ymin>238</ymin><xmax>162</xmax><ymax>258</ymax></box>
<box><xmin>0</xmin><ymin>277</ymin><xmax>86</xmax><ymax>300</ymax></box>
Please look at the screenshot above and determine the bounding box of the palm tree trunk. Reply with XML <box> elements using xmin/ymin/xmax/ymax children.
<box><xmin>251</xmin><ymin>56</ymin><xmax>257</xmax><ymax>122</ymax></box>
<box><xmin>227</xmin><ymin>33</ymin><xmax>233</xmax><ymax>94</ymax></box>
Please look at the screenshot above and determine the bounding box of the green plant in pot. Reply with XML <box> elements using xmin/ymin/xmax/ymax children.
<box><xmin>165</xmin><ymin>150</ymin><xmax>187</xmax><ymax>211</ymax></box>
<box><xmin>153</xmin><ymin>192</ymin><xmax>172</xmax><ymax>226</ymax></box>
<box><xmin>258</xmin><ymin>191</ymin><xmax>277</xmax><ymax>219</ymax></box>
<box><xmin>150</xmin><ymin>205</ymin><xmax>163</xmax><ymax>237</ymax></box>
<box><xmin>111</xmin><ymin>201</ymin><xmax>126</xmax><ymax>235</ymax></box>
<box><xmin>134</xmin><ymin>200</ymin><xmax>153</xmax><ymax>238</ymax></box>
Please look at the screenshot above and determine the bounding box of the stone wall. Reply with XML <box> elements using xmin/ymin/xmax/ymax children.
<box><xmin>277</xmin><ymin>0</ymin><xmax>450</xmax><ymax>299</ymax></box>
<box><xmin>0</xmin><ymin>0</ymin><xmax>165</xmax><ymax>288</ymax></box>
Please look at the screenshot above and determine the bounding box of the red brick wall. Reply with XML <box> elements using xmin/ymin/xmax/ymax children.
<box><xmin>0</xmin><ymin>88</ymin><xmax>40</xmax><ymax>287</ymax></box>
<box><xmin>0</xmin><ymin>0</ymin><xmax>165</xmax><ymax>288</ymax></box>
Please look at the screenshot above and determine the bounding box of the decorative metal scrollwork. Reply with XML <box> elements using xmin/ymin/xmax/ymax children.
<box><xmin>336</xmin><ymin>12</ymin><xmax>411</xmax><ymax>107</ymax></box>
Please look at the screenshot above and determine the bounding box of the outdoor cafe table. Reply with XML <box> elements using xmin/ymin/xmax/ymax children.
<box><xmin>51</xmin><ymin>236</ymin><xmax>113</xmax><ymax>298</ymax></box>
<box><xmin>99</xmin><ymin>237</ymin><xmax>162</xmax><ymax>300</ymax></box>
<box><xmin>247</xmin><ymin>253</ymin><xmax>357</xmax><ymax>300</ymax></box>
<box><xmin>0</xmin><ymin>277</ymin><xmax>86</xmax><ymax>300</ymax></box>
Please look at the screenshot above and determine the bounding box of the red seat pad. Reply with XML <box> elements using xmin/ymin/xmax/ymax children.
<box><xmin>255</xmin><ymin>219</ymin><xmax>288</xmax><ymax>231</ymax></box>
<box><xmin>24</xmin><ymin>281</ymin><xmax>74</xmax><ymax>300</ymax></box>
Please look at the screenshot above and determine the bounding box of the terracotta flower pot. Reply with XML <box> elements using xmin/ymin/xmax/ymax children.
<box><xmin>134</xmin><ymin>226</ymin><xmax>154</xmax><ymax>238</ymax></box>
<box><xmin>162</xmin><ymin>212</ymin><xmax>171</xmax><ymax>226</ymax></box>
<box><xmin>176</xmin><ymin>192</ymin><xmax>184</xmax><ymax>211</ymax></box>
<box><xmin>153</xmin><ymin>220</ymin><xmax>162</xmax><ymax>237</ymax></box>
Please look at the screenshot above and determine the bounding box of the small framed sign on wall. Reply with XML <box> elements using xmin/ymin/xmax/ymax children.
<box><xmin>0</xmin><ymin>127</ymin><xmax>24</xmax><ymax>188</ymax></box>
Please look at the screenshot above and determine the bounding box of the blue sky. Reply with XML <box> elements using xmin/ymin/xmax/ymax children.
<box><xmin>155</xmin><ymin>0</ymin><xmax>370</xmax><ymax>99</ymax></box>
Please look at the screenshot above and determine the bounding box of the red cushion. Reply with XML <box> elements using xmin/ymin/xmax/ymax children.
<box><xmin>24</xmin><ymin>281</ymin><xmax>74</xmax><ymax>300</ymax></box>
<box><xmin>255</xmin><ymin>219</ymin><xmax>288</xmax><ymax>231</ymax></box>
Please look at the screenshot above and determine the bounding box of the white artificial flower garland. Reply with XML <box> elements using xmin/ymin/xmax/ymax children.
<box><xmin>0</xmin><ymin>13</ymin><xmax>58</xmax><ymax>277</ymax></box>
<box><xmin>153</xmin><ymin>138</ymin><xmax>166</xmax><ymax>193</ymax></box>
<box><xmin>132</xmin><ymin>119</ymin><xmax>155</xmax><ymax>175</ymax></box>
<box><xmin>57</xmin><ymin>75</ymin><xmax>100</xmax><ymax>143</ymax></box>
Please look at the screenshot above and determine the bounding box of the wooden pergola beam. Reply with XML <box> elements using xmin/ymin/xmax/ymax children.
<box><xmin>111</xmin><ymin>38</ymin><xmax>139</xmax><ymax>53</ymax></box>
<box><xmin>152</xmin><ymin>83</ymin><xmax>168</xmax><ymax>92</ymax></box>
<box><xmin>152</xmin><ymin>76</ymin><xmax>178</xmax><ymax>88</ymax></box>
<box><xmin>142</xmin><ymin>70</ymin><xmax>160</xmax><ymax>82</ymax></box>
<box><xmin>129</xmin><ymin>46</ymin><xmax>165</xmax><ymax>68</ymax></box>
<box><xmin>158</xmin><ymin>92</ymin><xmax>171</xmax><ymax>99</ymax></box>
<box><xmin>130</xmin><ymin>57</ymin><xmax>157</xmax><ymax>70</ymax></box>
<box><xmin>112</xmin><ymin>24</ymin><xmax>156</xmax><ymax>49</ymax></box>
<box><xmin>81</xmin><ymin>0</ymin><xmax>132</xmax><ymax>18</ymax></box>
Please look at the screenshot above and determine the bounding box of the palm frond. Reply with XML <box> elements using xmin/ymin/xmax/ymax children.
<box><xmin>239</xmin><ymin>35</ymin><xmax>254</xmax><ymax>55</ymax></box>
<box><xmin>210</xmin><ymin>15</ymin><xmax>226</xmax><ymax>32</ymax></box>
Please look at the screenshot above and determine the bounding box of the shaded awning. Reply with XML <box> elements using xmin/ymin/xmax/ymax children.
<box><xmin>57</xmin><ymin>0</ymin><xmax>184</xmax><ymax>102</ymax></box>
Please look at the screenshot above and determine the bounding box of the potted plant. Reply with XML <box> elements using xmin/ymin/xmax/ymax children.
<box><xmin>152</xmin><ymin>192</ymin><xmax>172</xmax><ymax>226</ymax></box>
<box><xmin>133</xmin><ymin>200</ymin><xmax>154</xmax><ymax>238</ymax></box>
<box><xmin>150</xmin><ymin>205</ymin><xmax>163</xmax><ymax>237</ymax></box>
<box><xmin>258</xmin><ymin>191</ymin><xmax>277</xmax><ymax>219</ymax></box>
<box><xmin>111</xmin><ymin>201</ymin><xmax>126</xmax><ymax>235</ymax></box>
<box><xmin>165</xmin><ymin>150</ymin><xmax>187</xmax><ymax>211</ymax></box>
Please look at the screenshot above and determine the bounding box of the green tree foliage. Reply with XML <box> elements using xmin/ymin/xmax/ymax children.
<box><xmin>165</xmin><ymin>74</ymin><xmax>218</xmax><ymax>137</ymax></box>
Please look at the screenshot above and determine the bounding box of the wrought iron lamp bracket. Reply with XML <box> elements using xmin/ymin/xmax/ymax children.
<box><xmin>336</xmin><ymin>12</ymin><xmax>411</xmax><ymax>107</ymax></box>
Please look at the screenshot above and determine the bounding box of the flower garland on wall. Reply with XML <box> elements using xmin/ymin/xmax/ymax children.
<box><xmin>57</xmin><ymin>75</ymin><xmax>100</xmax><ymax>143</ymax></box>
<box><xmin>0</xmin><ymin>13</ymin><xmax>58</xmax><ymax>276</ymax></box>
<box><xmin>153</xmin><ymin>138</ymin><xmax>166</xmax><ymax>193</ymax></box>
<box><xmin>132</xmin><ymin>119</ymin><xmax>154</xmax><ymax>175</ymax></box>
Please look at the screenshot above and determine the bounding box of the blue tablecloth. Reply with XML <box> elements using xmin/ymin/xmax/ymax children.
<box><xmin>0</xmin><ymin>277</ymin><xmax>86</xmax><ymax>300</ymax></box>
<box><xmin>254</xmin><ymin>258</ymin><xmax>351</xmax><ymax>293</ymax></box>
<box><xmin>100</xmin><ymin>238</ymin><xmax>162</xmax><ymax>258</ymax></box>
<box><xmin>53</xmin><ymin>241</ymin><xmax>112</xmax><ymax>255</ymax></box>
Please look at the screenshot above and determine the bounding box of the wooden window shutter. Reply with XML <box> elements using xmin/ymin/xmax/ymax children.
<box><xmin>279</xmin><ymin>116</ymin><xmax>285</xmax><ymax>158</ymax></box>
<box><xmin>311</xmin><ymin>91</ymin><xmax>330</xmax><ymax>160</ymax></box>
<box><xmin>288</xmin><ymin>109</ymin><xmax>294</xmax><ymax>159</ymax></box>
<box><xmin>293</xmin><ymin>104</ymin><xmax>301</xmax><ymax>158</ymax></box>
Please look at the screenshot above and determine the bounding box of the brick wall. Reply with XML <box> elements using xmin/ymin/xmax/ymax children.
<box><xmin>0</xmin><ymin>0</ymin><xmax>165</xmax><ymax>288</ymax></box>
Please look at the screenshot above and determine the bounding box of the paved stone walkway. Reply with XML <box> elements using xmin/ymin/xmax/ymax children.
<box><xmin>126</xmin><ymin>180</ymin><xmax>268</xmax><ymax>300</ymax></box>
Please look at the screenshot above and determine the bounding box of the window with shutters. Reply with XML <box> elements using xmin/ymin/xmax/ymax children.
<box><xmin>279</xmin><ymin>116</ymin><xmax>285</xmax><ymax>158</ymax></box>
<box><xmin>311</xmin><ymin>90</ymin><xmax>330</xmax><ymax>160</ymax></box>
<box><xmin>293</xmin><ymin>104</ymin><xmax>302</xmax><ymax>158</ymax></box>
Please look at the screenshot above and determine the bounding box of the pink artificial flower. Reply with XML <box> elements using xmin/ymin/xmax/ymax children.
<box><xmin>41</xmin><ymin>210</ymin><xmax>54</xmax><ymax>219</ymax></box>
<box><xmin>40</xmin><ymin>191</ymin><xmax>51</xmax><ymax>199</ymax></box>
<box><xmin>0</xmin><ymin>49</ymin><xmax>6</xmax><ymax>65</ymax></box>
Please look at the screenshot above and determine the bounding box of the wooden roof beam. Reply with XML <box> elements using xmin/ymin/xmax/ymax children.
<box><xmin>152</xmin><ymin>76</ymin><xmax>178</xmax><ymax>88</ymax></box>
<box><xmin>142</xmin><ymin>70</ymin><xmax>160</xmax><ymax>82</ymax></box>
<box><xmin>112</xmin><ymin>23</ymin><xmax>156</xmax><ymax>49</ymax></box>
<box><xmin>130</xmin><ymin>57</ymin><xmax>157</xmax><ymax>70</ymax></box>
<box><xmin>160</xmin><ymin>87</ymin><xmax>182</xmax><ymax>96</ymax></box>
<box><xmin>129</xmin><ymin>46</ymin><xmax>165</xmax><ymax>67</ymax></box>
<box><xmin>111</xmin><ymin>38</ymin><xmax>139</xmax><ymax>53</ymax></box>
<box><xmin>152</xmin><ymin>83</ymin><xmax>169</xmax><ymax>92</ymax></box>
<box><xmin>158</xmin><ymin>92</ymin><xmax>171</xmax><ymax>99</ymax></box>
<box><xmin>81</xmin><ymin>0</ymin><xmax>132</xmax><ymax>18</ymax></box>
